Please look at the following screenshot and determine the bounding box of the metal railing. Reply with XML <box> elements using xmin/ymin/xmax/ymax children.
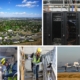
<box><xmin>42</xmin><ymin>47</ymin><xmax>56</xmax><ymax>80</ymax></box>
<box><xmin>43</xmin><ymin>0</ymin><xmax>80</xmax><ymax>11</ymax></box>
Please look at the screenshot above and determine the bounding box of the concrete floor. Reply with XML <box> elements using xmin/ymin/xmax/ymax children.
<box><xmin>25</xmin><ymin>71</ymin><xmax>43</xmax><ymax>80</ymax></box>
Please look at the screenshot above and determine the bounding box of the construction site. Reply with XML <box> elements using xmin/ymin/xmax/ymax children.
<box><xmin>19</xmin><ymin>47</ymin><xmax>56</xmax><ymax>80</ymax></box>
<box><xmin>43</xmin><ymin>0</ymin><xmax>80</xmax><ymax>45</ymax></box>
<box><xmin>0</xmin><ymin>47</ymin><xmax>17</xmax><ymax>80</ymax></box>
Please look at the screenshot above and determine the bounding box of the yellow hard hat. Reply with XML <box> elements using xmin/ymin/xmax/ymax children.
<box><xmin>1</xmin><ymin>58</ymin><xmax>6</xmax><ymax>65</ymax></box>
<box><xmin>37</xmin><ymin>48</ymin><xmax>42</xmax><ymax>53</ymax></box>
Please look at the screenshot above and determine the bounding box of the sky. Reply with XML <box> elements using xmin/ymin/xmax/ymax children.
<box><xmin>58</xmin><ymin>47</ymin><xmax>80</xmax><ymax>65</ymax></box>
<box><xmin>0</xmin><ymin>0</ymin><xmax>42</xmax><ymax>17</ymax></box>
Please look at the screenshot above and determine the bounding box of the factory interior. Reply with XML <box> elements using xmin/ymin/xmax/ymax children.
<box><xmin>19</xmin><ymin>47</ymin><xmax>56</xmax><ymax>80</ymax></box>
<box><xmin>0</xmin><ymin>47</ymin><xmax>17</xmax><ymax>80</ymax></box>
<box><xmin>43</xmin><ymin>0</ymin><xmax>80</xmax><ymax>45</ymax></box>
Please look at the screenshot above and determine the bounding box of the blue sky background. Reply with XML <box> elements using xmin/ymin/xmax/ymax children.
<box><xmin>0</xmin><ymin>0</ymin><xmax>42</xmax><ymax>17</ymax></box>
<box><xmin>58</xmin><ymin>47</ymin><xmax>80</xmax><ymax>65</ymax></box>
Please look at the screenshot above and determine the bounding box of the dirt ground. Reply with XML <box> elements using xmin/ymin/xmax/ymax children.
<box><xmin>58</xmin><ymin>72</ymin><xmax>80</xmax><ymax>80</ymax></box>
<box><xmin>14</xmin><ymin>38</ymin><xmax>42</xmax><ymax>45</ymax></box>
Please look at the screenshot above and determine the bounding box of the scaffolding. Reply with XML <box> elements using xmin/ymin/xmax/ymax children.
<box><xmin>43</xmin><ymin>0</ymin><xmax>80</xmax><ymax>11</ymax></box>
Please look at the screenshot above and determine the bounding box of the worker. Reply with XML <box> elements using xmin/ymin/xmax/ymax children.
<box><xmin>31</xmin><ymin>48</ymin><xmax>42</xmax><ymax>80</ymax></box>
<box><xmin>1</xmin><ymin>58</ymin><xmax>9</xmax><ymax>80</ymax></box>
<box><xmin>1</xmin><ymin>58</ymin><xmax>17</xmax><ymax>80</ymax></box>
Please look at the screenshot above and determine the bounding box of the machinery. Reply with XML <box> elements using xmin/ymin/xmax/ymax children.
<box><xmin>43</xmin><ymin>11</ymin><xmax>80</xmax><ymax>45</ymax></box>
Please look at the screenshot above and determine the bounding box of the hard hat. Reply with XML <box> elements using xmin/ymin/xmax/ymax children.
<box><xmin>1</xmin><ymin>58</ymin><xmax>6</xmax><ymax>65</ymax></box>
<box><xmin>37</xmin><ymin>48</ymin><xmax>42</xmax><ymax>53</ymax></box>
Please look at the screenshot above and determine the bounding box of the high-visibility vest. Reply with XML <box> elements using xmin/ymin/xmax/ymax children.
<box><xmin>32</xmin><ymin>55</ymin><xmax>41</xmax><ymax>64</ymax></box>
<box><xmin>8</xmin><ymin>65</ymin><xmax>17</xmax><ymax>80</ymax></box>
<box><xmin>8</xmin><ymin>76</ymin><xmax>17</xmax><ymax>80</ymax></box>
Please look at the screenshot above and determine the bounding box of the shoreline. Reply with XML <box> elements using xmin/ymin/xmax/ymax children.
<box><xmin>58</xmin><ymin>72</ymin><xmax>80</xmax><ymax>80</ymax></box>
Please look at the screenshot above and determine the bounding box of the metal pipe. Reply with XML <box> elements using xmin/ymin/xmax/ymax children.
<box><xmin>71</xmin><ymin>0</ymin><xmax>74</xmax><ymax>11</ymax></box>
<box><xmin>68</xmin><ymin>0</ymin><xmax>70</xmax><ymax>11</ymax></box>
<box><xmin>44</xmin><ymin>4</ymin><xmax>80</xmax><ymax>6</ymax></box>
<box><xmin>0</xmin><ymin>66</ymin><xmax>2</xmax><ymax>80</ymax></box>
<box><xmin>72</xmin><ymin>5</ymin><xmax>74</xmax><ymax>11</ymax></box>
<box><xmin>75</xmin><ymin>0</ymin><xmax>77</xmax><ymax>11</ymax></box>
<box><xmin>63</xmin><ymin>0</ymin><xmax>65</xmax><ymax>7</ymax></box>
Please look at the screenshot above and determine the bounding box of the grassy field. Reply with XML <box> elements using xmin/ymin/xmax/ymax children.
<box><xmin>58</xmin><ymin>72</ymin><xmax>80</xmax><ymax>80</ymax></box>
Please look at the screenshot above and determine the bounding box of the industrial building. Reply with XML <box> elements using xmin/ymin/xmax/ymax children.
<box><xmin>0</xmin><ymin>47</ymin><xmax>17</xmax><ymax>80</ymax></box>
<box><xmin>43</xmin><ymin>0</ymin><xmax>80</xmax><ymax>45</ymax></box>
<box><xmin>19</xmin><ymin>47</ymin><xmax>56</xmax><ymax>80</ymax></box>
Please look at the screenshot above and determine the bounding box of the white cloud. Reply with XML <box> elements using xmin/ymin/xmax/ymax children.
<box><xmin>37</xmin><ymin>5</ymin><xmax>39</xmax><ymax>7</ymax></box>
<box><xmin>0</xmin><ymin>12</ymin><xmax>27</xmax><ymax>15</ymax></box>
<box><xmin>0</xmin><ymin>12</ymin><xmax>4</xmax><ymax>14</ymax></box>
<box><xmin>0</xmin><ymin>12</ymin><xmax>41</xmax><ymax>17</ymax></box>
<box><xmin>27</xmin><ymin>1</ymin><xmax>38</xmax><ymax>4</ymax></box>
<box><xmin>12</xmin><ymin>12</ymin><xmax>26</xmax><ymax>15</ymax></box>
<box><xmin>16</xmin><ymin>0</ymin><xmax>39</xmax><ymax>8</ymax></box>
<box><xmin>22</xmin><ymin>0</ymin><xmax>27</xmax><ymax>3</ymax></box>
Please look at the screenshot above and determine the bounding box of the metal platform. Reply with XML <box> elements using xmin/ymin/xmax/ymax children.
<box><xmin>25</xmin><ymin>71</ymin><xmax>43</xmax><ymax>80</ymax></box>
<box><xmin>24</xmin><ymin>48</ymin><xmax>56</xmax><ymax>80</ymax></box>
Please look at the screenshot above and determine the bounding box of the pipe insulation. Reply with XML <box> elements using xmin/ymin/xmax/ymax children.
<box><xmin>0</xmin><ymin>66</ymin><xmax>2</xmax><ymax>80</ymax></box>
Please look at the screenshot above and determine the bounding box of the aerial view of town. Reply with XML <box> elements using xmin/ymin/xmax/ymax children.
<box><xmin>0</xmin><ymin>0</ymin><xmax>42</xmax><ymax>45</ymax></box>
